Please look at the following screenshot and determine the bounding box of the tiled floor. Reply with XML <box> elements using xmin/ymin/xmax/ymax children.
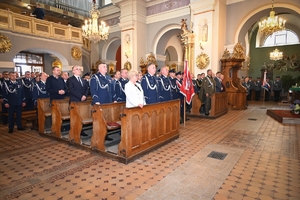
<box><xmin>0</xmin><ymin>101</ymin><xmax>299</xmax><ymax>200</ymax></box>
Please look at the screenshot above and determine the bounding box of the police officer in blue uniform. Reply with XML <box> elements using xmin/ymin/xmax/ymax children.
<box><xmin>113</xmin><ymin>69</ymin><xmax>128</xmax><ymax>102</ymax></box>
<box><xmin>32</xmin><ymin>72</ymin><xmax>49</xmax><ymax>106</ymax></box>
<box><xmin>168</xmin><ymin>69</ymin><xmax>178</xmax><ymax>101</ymax></box>
<box><xmin>90</xmin><ymin>63</ymin><xmax>113</xmax><ymax>105</ymax></box>
<box><xmin>0</xmin><ymin>71</ymin><xmax>10</xmax><ymax>125</ymax></box>
<box><xmin>22</xmin><ymin>71</ymin><xmax>34</xmax><ymax>110</ymax></box>
<box><xmin>158</xmin><ymin>66</ymin><xmax>172</xmax><ymax>102</ymax></box>
<box><xmin>141</xmin><ymin>63</ymin><xmax>159</xmax><ymax>104</ymax></box>
<box><xmin>90</xmin><ymin>63</ymin><xmax>114</xmax><ymax>141</ymax></box>
<box><xmin>3</xmin><ymin>72</ymin><xmax>26</xmax><ymax>133</ymax></box>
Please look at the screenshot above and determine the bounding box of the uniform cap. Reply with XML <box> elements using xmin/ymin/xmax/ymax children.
<box><xmin>176</xmin><ymin>71</ymin><xmax>182</xmax><ymax>76</ymax></box>
<box><xmin>169</xmin><ymin>69</ymin><xmax>176</xmax><ymax>73</ymax></box>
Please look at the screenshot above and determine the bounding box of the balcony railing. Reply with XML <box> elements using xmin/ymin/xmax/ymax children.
<box><xmin>0</xmin><ymin>9</ymin><xmax>82</xmax><ymax>44</ymax></box>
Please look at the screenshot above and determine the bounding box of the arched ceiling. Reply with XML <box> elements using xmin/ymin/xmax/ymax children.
<box><xmin>156</xmin><ymin>29</ymin><xmax>181</xmax><ymax>55</ymax></box>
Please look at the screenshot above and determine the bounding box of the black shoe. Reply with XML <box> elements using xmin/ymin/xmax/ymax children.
<box><xmin>205</xmin><ymin>113</ymin><xmax>209</xmax><ymax>116</ymax></box>
<box><xmin>80</xmin><ymin>132</ymin><xmax>88</xmax><ymax>137</ymax></box>
<box><xmin>105</xmin><ymin>136</ymin><xmax>113</xmax><ymax>141</ymax></box>
<box><xmin>17</xmin><ymin>127</ymin><xmax>25</xmax><ymax>131</ymax></box>
<box><xmin>8</xmin><ymin>129</ymin><xmax>13</xmax><ymax>134</ymax></box>
<box><xmin>185</xmin><ymin>118</ymin><xmax>190</xmax><ymax>121</ymax></box>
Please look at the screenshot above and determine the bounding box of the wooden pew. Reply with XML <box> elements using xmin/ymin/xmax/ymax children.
<box><xmin>189</xmin><ymin>93</ymin><xmax>228</xmax><ymax>118</ymax></box>
<box><xmin>118</xmin><ymin>99</ymin><xmax>180</xmax><ymax>163</ymax></box>
<box><xmin>37</xmin><ymin>98</ymin><xmax>51</xmax><ymax>134</ymax></box>
<box><xmin>68</xmin><ymin>100</ymin><xmax>92</xmax><ymax>144</ymax></box>
<box><xmin>21</xmin><ymin>109</ymin><xmax>38</xmax><ymax>130</ymax></box>
<box><xmin>91</xmin><ymin>102</ymin><xmax>125</xmax><ymax>151</ymax></box>
<box><xmin>51</xmin><ymin>99</ymin><xmax>70</xmax><ymax>138</ymax></box>
<box><xmin>210</xmin><ymin>92</ymin><xmax>229</xmax><ymax>116</ymax></box>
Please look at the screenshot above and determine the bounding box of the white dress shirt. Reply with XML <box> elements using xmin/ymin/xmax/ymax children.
<box><xmin>124</xmin><ymin>81</ymin><xmax>146</xmax><ymax>108</ymax></box>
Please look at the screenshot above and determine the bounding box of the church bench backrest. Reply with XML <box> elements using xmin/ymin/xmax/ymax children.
<box><xmin>38</xmin><ymin>98</ymin><xmax>51</xmax><ymax>134</ymax></box>
<box><xmin>91</xmin><ymin>102</ymin><xmax>125</xmax><ymax>151</ymax></box>
<box><xmin>51</xmin><ymin>99</ymin><xmax>70</xmax><ymax>138</ymax></box>
<box><xmin>118</xmin><ymin>99</ymin><xmax>180</xmax><ymax>161</ymax></box>
<box><xmin>69</xmin><ymin>100</ymin><xmax>92</xmax><ymax>143</ymax></box>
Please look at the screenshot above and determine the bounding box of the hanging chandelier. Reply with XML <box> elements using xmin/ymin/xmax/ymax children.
<box><xmin>258</xmin><ymin>0</ymin><xmax>286</xmax><ymax>35</ymax></box>
<box><xmin>270</xmin><ymin>48</ymin><xmax>283</xmax><ymax>60</ymax></box>
<box><xmin>82</xmin><ymin>0</ymin><xmax>109</xmax><ymax>43</ymax></box>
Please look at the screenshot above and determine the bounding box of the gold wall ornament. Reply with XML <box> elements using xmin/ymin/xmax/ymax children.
<box><xmin>0</xmin><ymin>33</ymin><xmax>12</xmax><ymax>53</ymax></box>
<box><xmin>52</xmin><ymin>59</ymin><xmax>62</xmax><ymax>70</ymax></box>
<box><xmin>196</xmin><ymin>52</ymin><xmax>210</xmax><ymax>69</ymax></box>
<box><xmin>71</xmin><ymin>45</ymin><xmax>82</xmax><ymax>60</ymax></box>
<box><xmin>124</xmin><ymin>61</ymin><xmax>132</xmax><ymax>71</ymax></box>
<box><xmin>231</xmin><ymin>42</ymin><xmax>245</xmax><ymax>59</ymax></box>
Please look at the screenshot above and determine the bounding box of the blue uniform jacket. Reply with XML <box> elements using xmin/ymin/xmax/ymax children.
<box><xmin>32</xmin><ymin>81</ymin><xmax>49</xmax><ymax>105</ymax></box>
<box><xmin>141</xmin><ymin>73</ymin><xmax>159</xmax><ymax>104</ymax></box>
<box><xmin>3</xmin><ymin>80</ymin><xmax>26</xmax><ymax>106</ymax></box>
<box><xmin>113</xmin><ymin>78</ymin><xmax>128</xmax><ymax>102</ymax></box>
<box><xmin>158</xmin><ymin>75</ymin><xmax>172</xmax><ymax>102</ymax></box>
<box><xmin>90</xmin><ymin>72</ymin><xmax>112</xmax><ymax>105</ymax></box>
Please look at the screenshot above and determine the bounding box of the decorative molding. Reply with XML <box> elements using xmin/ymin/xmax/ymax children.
<box><xmin>146</xmin><ymin>6</ymin><xmax>190</xmax><ymax>24</ymax></box>
<box><xmin>147</xmin><ymin>0</ymin><xmax>190</xmax><ymax>16</ymax></box>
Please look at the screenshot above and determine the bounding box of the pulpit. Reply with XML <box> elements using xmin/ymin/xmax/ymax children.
<box><xmin>220</xmin><ymin>43</ymin><xmax>247</xmax><ymax>110</ymax></box>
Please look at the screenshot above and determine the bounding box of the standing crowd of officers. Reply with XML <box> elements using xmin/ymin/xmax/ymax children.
<box><xmin>241</xmin><ymin>76</ymin><xmax>283</xmax><ymax>102</ymax></box>
<box><xmin>1</xmin><ymin>63</ymin><xmax>281</xmax><ymax>134</ymax></box>
<box><xmin>0</xmin><ymin>63</ymin><xmax>224</xmax><ymax>133</ymax></box>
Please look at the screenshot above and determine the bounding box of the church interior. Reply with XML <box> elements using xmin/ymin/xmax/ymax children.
<box><xmin>0</xmin><ymin>0</ymin><xmax>300</xmax><ymax>199</ymax></box>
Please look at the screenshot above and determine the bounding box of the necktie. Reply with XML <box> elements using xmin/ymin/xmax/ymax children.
<box><xmin>77</xmin><ymin>77</ymin><xmax>83</xmax><ymax>86</ymax></box>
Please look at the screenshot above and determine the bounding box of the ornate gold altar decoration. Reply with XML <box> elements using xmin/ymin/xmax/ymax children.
<box><xmin>232</xmin><ymin>42</ymin><xmax>245</xmax><ymax>59</ymax></box>
<box><xmin>0</xmin><ymin>33</ymin><xmax>12</xmax><ymax>53</ymax></box>
<box><xmin>71</xmin><ymin>46</ymin><xmax>82</xmax><ymax>60</ymax></box>
<box><xmin>124</xmin><ymin>61</ymin><xmax>132</xmax><ymax>71</ymax></box>
<box><xmin>222</xmin><ymin>42</ymin><xmax>245</xmax><ymax>60</ymax></box>
<box><xmin>221</xmin><ymin>48</ymin><xmax>231</xmax><ymax>59</ymax></box>
<box><xmin>82</xmin><ymin>0</ymin><xmax>109</xmax><ymax>43</ymax></box>
<box><xmin>139</xmin><ymin>53</ymin><xmax>157</xmax><ymax>74</ymax></box>
<box><xmin>180</xmin><ymin>19</ymin><xmax>195</xmax><ymax>73</ymax></box>
<box><xmin>196</xmin><ymin>42</ymin><xmax>210</xmax><ymax>69</ymax></box>
<box><xmin>258</xmin><ymin>0</ymin><xmax>286</xmax><ymax>35</ymax></box>
<box><xmin>52</xmin><ymin>59</ymin><xmax>62</xmax><ymax>70</ymax></box>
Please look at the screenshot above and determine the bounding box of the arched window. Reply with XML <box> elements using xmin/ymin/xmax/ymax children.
<box><xmin>263</xmin><ymin>29</ymin><xmax>299</xmax><ymax>47</ymax></box>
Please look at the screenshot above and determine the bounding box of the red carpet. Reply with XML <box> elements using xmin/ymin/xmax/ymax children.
<box><xmin>267</xmin><ymin>110</ymin><xmax>300</xmax><ymax>124</ymax></box>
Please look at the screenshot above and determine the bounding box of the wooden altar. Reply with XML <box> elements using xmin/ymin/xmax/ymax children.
<box><xmin>220</xmin><ymin>43</ymin><xmax>247</xmax><ymax>110</ymax></box>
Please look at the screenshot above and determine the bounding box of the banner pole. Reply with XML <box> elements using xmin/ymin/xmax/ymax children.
<box><xmin>184</xmin><ymin>97</ymin><xmax>186</xmax><ymax>126</ymax></box>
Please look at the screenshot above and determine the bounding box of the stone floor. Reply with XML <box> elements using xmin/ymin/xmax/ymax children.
<box><xmin>0</xmin><ymin>101</ymin><xmax>299</xmax><ymax>200</ymax></box>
